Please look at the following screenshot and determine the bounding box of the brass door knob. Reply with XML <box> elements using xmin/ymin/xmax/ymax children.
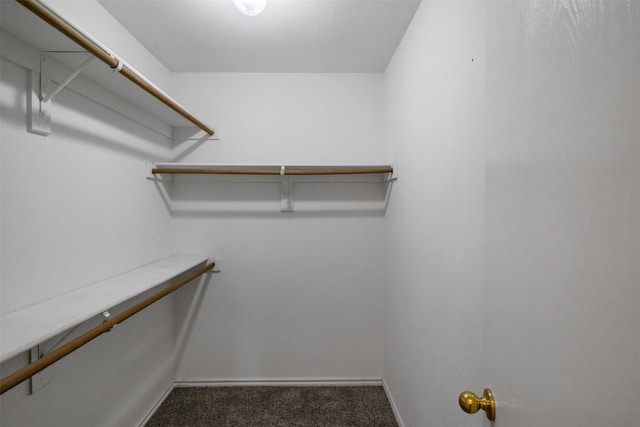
<box><xmin>458</xmin><ymin>388</ymin><xmax>495</xmax><ymax>421</ymax></box>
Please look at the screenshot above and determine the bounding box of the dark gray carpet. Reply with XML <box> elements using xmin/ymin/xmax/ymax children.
<box><xmin>145</xmin><ymin>386</ymin><xmax>398</xmax><ymax>427</ymax></box>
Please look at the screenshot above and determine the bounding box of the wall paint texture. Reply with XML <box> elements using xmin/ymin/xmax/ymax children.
<box><xmin>46</xmin><ymin>0</ymin><xmax>171</xmax><ymax>92</ymax></box>
<box><xmin>484</xmin><ymin>1</ymin><xmax>640</xmax><ymax>425</ymax></box>
<box><xmin>168</xmin><ymin>73</ymin><xmax>388</xmax><ymax>381</ymax></box>
<box><xmin>383</xmin><ymin>1</ymin><xmax>639</xmax><ymax>426</ymax></box>
<box><xmin>2</xmin><ymin>1</ymin><xmax>638</xmax><ymax>426</ymax></box>
<box><xmin>0</xmin><ymin>55</ymin><xmax>175</xmax><ymax>427</ymax></box>
<box><xmin>383</xmin><ymin>1</ymin><xmax>486</xmax><ymax>426</ymax></box>
<box><xmin>0</xmin><ymin>1</ymin><xmax>179</xmax><ymax>424</ymax></box>
<box><xmin>169</xmin><ymin>73</ymin><xmax>388</xmax><ymax>164</ymax></box>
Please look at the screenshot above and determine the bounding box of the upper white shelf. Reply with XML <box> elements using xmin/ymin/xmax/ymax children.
<box><xmin>0</xmin><ymin>255</ymin><xmax>209</xmax><ymax>363</ymax></box>
<box><xmin>0</xmin><ymin>0</ymin><xmax>212</xmax><ymax>134</ymax></box>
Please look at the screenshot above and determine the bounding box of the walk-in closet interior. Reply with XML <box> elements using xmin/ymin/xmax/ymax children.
<box><xmin>1</xmin><ymin>1</ymin><xmax>638</xmax><ymax>426</ymax></box>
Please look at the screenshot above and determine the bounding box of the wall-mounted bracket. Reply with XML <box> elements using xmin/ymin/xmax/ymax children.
<box><xmin>146</xmin><ymin>163</ymin><xmax>157</xmax><ymax>180</ymax></box>
<box><xmin>281</xmin><ymin>175</ymin><xmax>294</xmax><ymax>212</ymax></box>
<box><xmin>384</xmin><ymin>163</ymin><xmax>398</xmax><ymax>182</ymax></box>
<box><xmin>27</xmin><ymin>54</ymin><xmax>94</xmax><ymax>136</ymax></box>
<box><xmin>27</xmin><ymin>70</ymin><xmax>51</xmax><ymax>136</ymax></box>
<box><xmin>146</xmin><ymin>163</ymin><xmax>173</xmax><ymax>182</ymax></box>
<box><xmin>211</xmin><ymin>257</ymin><xmax>223</xmax><ymax>272</ymax></box>
<box><xmin>41</xmin><ymin>55</ymin><xmax>95</xmax><ymax>103</ymax></box>
<box><xmin>29</xmin><ymin>346</ymin><xmax>51</xmax><ymax>394</ymax></box>
<box><xmin>172</xmin><ymin>126</ymin><xmax>220</xmax><ymax>143</ymax></box>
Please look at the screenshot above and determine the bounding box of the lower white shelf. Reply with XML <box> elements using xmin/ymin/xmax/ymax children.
<box><xmin>0</xmin><ymin>255</ymin><xmax>209</xmax><ymax>363</ymax></box>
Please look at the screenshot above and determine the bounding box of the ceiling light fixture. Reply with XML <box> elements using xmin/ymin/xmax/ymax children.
<box><xmin>233</xmin><ymin>0</ymin><xmax>267</xmax><ymax>16</ymax></box>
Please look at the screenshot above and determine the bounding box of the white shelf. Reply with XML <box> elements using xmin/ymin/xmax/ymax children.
<box><xmin>149</xmin><ymin>163</ymin><xmax>396</xmax><ymax>179</ymax></box>
<box><xmin>0</xmin><ymin>1</ymin><xmax>212</xmax><ymax>135</ymax></box>
<box><xmin>0</xmin><ymin>255</ymin><xmax>209</xmax><ymax>363</ymax></box>
<box><xmin>147</xmin><ymin>163</ymin><xmax>397</xmax><ymax>213</ymax></box>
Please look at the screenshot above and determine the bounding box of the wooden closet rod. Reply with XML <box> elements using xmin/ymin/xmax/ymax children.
<box><xmin>17</xmin><ymin>0</ymin><xmax>214</xmax><ymax>136</ymax></box>
<box><xmin>151</xmin><ymin>166</ymin><xmax>394</xmax><ymax>176</ymax></box>
<box><xmin>0</xmin><ymin>262</ymin><xmax>214</xmax><ymax>395</ymax></box>
<box><xmin>286</xmin><ymin>167</ymin><xmax>394</xmax><ymax>175</ymax></box>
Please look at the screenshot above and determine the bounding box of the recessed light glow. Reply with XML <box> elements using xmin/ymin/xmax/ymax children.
<box><xmin>233</xmin><ymin>0</ymin><xmax>267</xmax><ymax>16</ymax></box>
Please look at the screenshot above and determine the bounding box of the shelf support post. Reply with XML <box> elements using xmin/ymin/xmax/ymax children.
<box><xmin>29</xmin><ymin>346</ymin><xmax>51</xmax><ymax>394</ymax></box>
<box><xmin>27</xmin><ymin>57</ymin><xmax>51</xmax><ymax>135</ymax></box>
<box><xmin>281</xmin><ymin>169</ymin><xmax>294</xmax><ymax>212</ymax></box>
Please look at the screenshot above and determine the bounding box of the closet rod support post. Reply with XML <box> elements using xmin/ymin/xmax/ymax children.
<box><xmin>27</xmin><ymin>70</ymin><xmax>51</xmax><ymax>136</ymax></box>
<box><xmin>281</xmin><ymin>177</ymin><xmax>294</xmax><ymax>212</ymax></box>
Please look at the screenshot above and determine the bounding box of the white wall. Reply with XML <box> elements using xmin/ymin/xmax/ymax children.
<box><xmin>46</xmin><ymin>0</ymin><xmax>171</xmax><ymax>91</ymax></box>
<box><xmin>384</xmin><ymin>2</ymin><xmax>639</xmax><ymax>427</ymax></box>
<box><xmin>0</xmin><ymin>2</ymin><xmax>179</xmax><ymax>424</ymax></box>
<box><xmin>484</xmin><ymin>1</ymin><xmax>640</xmax><ymax>425</ymax></box>
<box><xmin>5</xmin><ymin>1</ymin><xmax>635</xmax><ymax>426</ymax></box>
<box><xmin>169</xmin><ymin>73</ymin><xmax>389</xmax><ymax>382</ymax></box>
<box><xmin>169</xmin><ymin>73</ymin><xmax>388</xmax><ymax>164</ymax></box>
<box><xmin>383</xmin><ymin>2</ymin><xmax>486</xmax><ymax>426</ymax></box>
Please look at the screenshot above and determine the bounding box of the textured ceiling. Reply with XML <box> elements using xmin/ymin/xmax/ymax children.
<box><xmin>98</xmin><ymin>0</ymin><xmax>421</xmax><ymax>72</ymax></box>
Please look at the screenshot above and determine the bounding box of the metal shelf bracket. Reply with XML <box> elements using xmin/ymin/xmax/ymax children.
<box><xmin>281</xmin><ymin>174</ymin><xmax>294</xmax><ymax>212</ymax></box>
<box><xmin>27</xmin><ymin>68</ymin><xmax>51</xmax><ymax>136</ymax></box>
<box><xmin>41</xmin><ymin>55</ymin><xmax>95</xmax><ymax>103</ymax></box>
<box><xmin>27</xmin><ymin>54</ymin><xmax>95</xmax><ymax>136</ymax></box>
<box><xmin>384</xmin><ymin>163</ymin><xmax>398</xmax><ymax>182</ymax></box>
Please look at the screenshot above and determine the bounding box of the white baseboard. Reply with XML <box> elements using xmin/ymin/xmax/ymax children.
<box><xmin>174</xmin><ymin>378</ymin><xmax>383</xmax><ymax>387</ymax></box>
<box><xmin>137</xmin><ymin>382</ymin><xmax>176</xmax><ymax>427</ymax></box>
<box><xmin>383</xmin><ymin>379</ymin><xmax>405</xmax><ymax>427</ymax></box>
